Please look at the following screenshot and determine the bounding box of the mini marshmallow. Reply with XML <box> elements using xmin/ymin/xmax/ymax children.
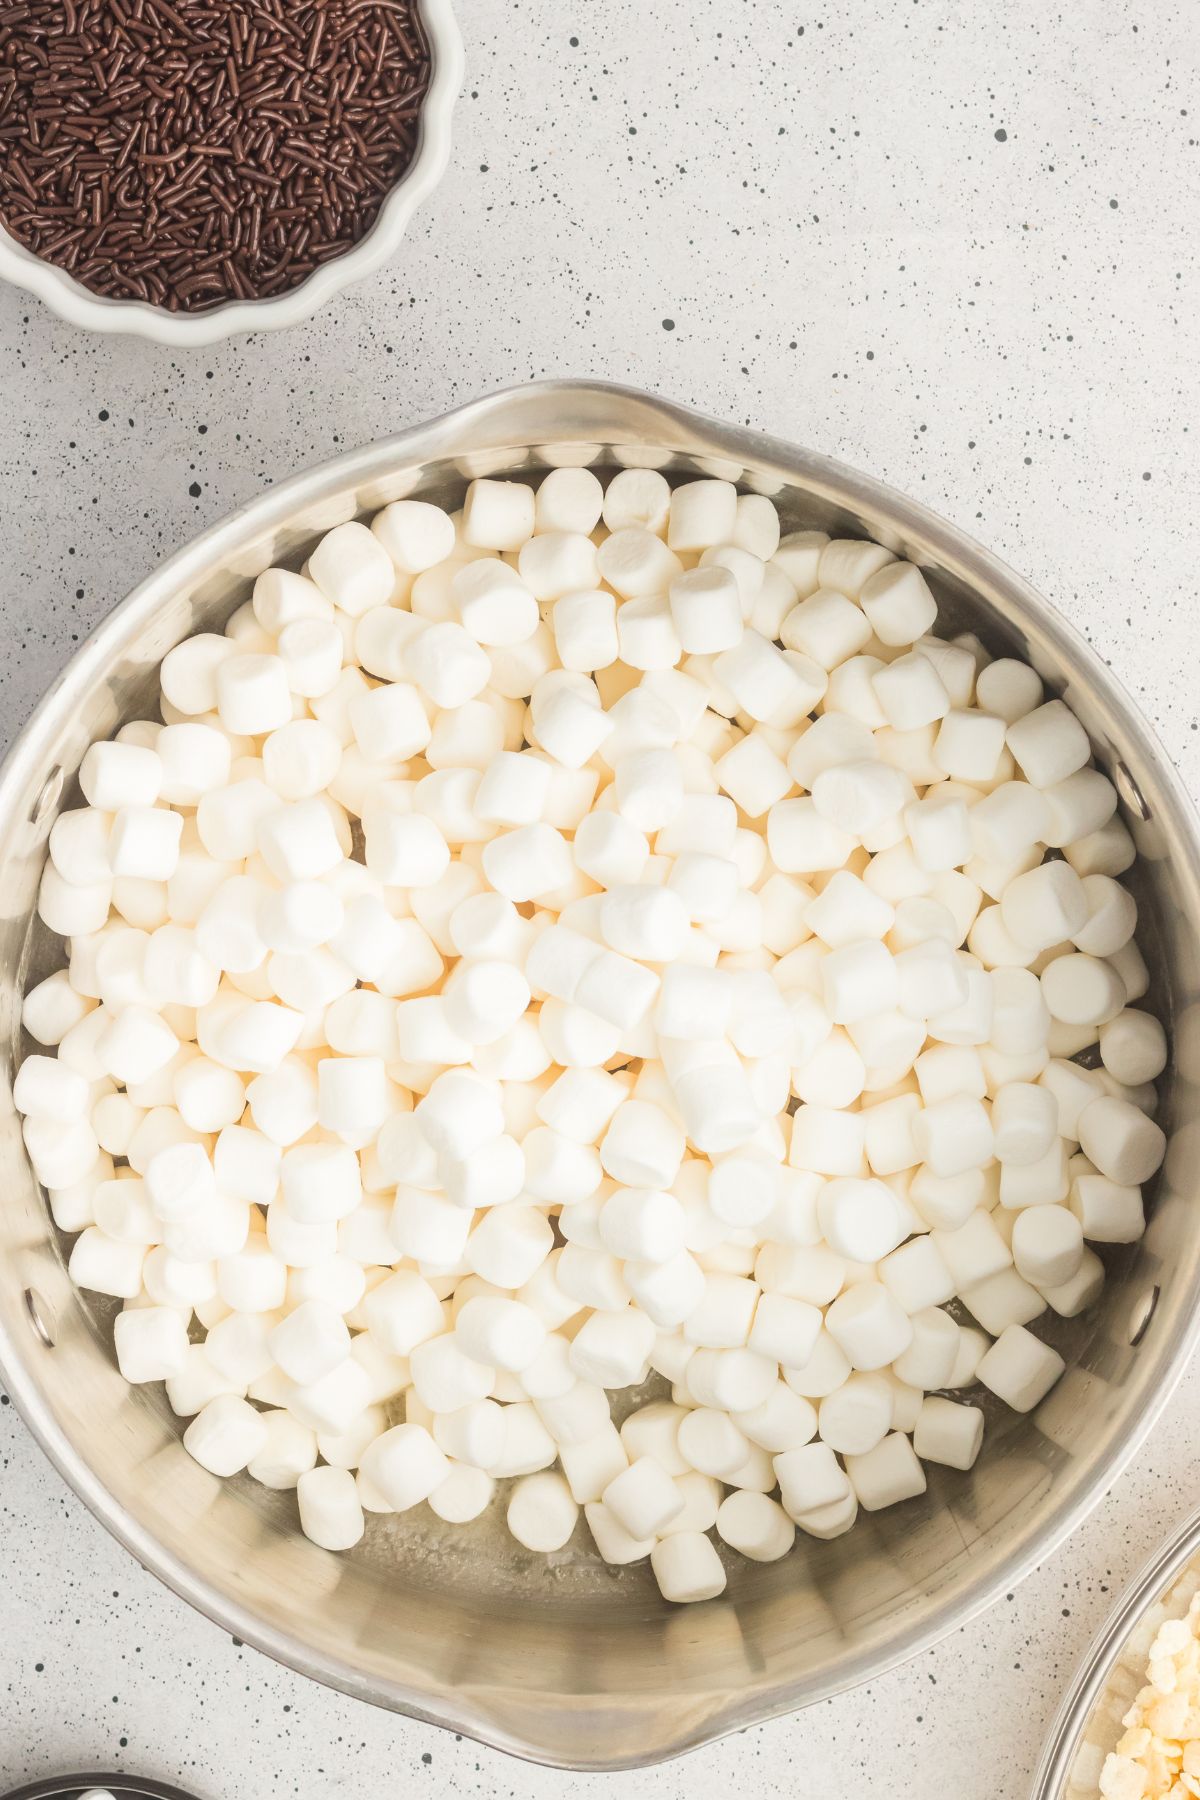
<box><xmin>462</xmin><ymin>479</ymin><xmax>536</xmax><ymax>552</ymax></box>
<box><xmin>1041</xmin><ymin>953</ymin><xmax>1126</xmax><ymax>1027</ymax></box>
<box><xmin>992</xmin><ymin>1081</ymin><xmax>1059</xmax><ymax>1166</ymax></box>
<box><xmin>13</xmin><ymin>1054</ymin><xmax>90</xmax><ymax>1120</ymax></box>
<box><xmin>454</xmin><ymin>559</ymin><xmax>540</xmax><ymax>645</ymax></box>
<box><xmin>872</xmin><ymin>653</ymin><xmax>951</xmax><ymax>731</ymax></box>
<box><xmin>603</xmin><ymin>1455</ymin><xmax>685</xmax><ymax>1539</ymax></box>
<box><xmin>360</xmin><ymin>1269</ymin><xmax>443</xmax><ymax>1357</ymax></box>
<box><xmin>372</xmin><ymin>498</ymin><xmax>457</xmax><ymax>573</ymax></box>
<box><xmin>667</xmin><ymin>479</ymin><xmax>738</xmax><ymax>552</ymax></box>
<box><xmin>456</xmin><ymin>1296</ymin><xmax>545</xmax><ymax>1371</ymax></box>
<box><xmin>775</xmin><ymin>1440</ymin><xmax>852</xmax><ymax>1519</ymax></box>
<box><xmin>212</xmin><ymin>653</ymin><xmax>292</xmax><ymax>737</ymax></box>
<box><xmin>859</xmin><ymin>560</ymin><xmax>938</xmax><ymax>647</ymax></box>
<box><xmin>1070</xmin><ymin>1174</ymin><xmax>1145</xmax><ymax>1243</ymax></box>
<box><xmin>160</xmin><ymin>633</ymin><xmax>238</xmax><ymax>716</ymax></box>
<box><xmin>507</xmin><ymin>1470</ymin><xmax>580</xmax><ymax>1551</ymax></box>
<box><xmin>892</xmin><ymin>1306</ymin><xmax>960</xmax><ymax>1389</ymax></box>
<box><xmin>974</xmin><ymin>658</ymin><xmax>1043</xmax><ymax>724</ymax></box>
<box><xmin>650</xmin><ymin>1531</ymin><xmax>727</xmax><ymax>1604</ymax></box>
<box><xmin>108</xmin><ymin>805</ymin><xmax>182</xmax><ymax>883</ymax></box>
<box><xmin>297</xmin><ymin>1464</ymin><xmax>365</xmax><ymax>1551</ymax></box>
<box><xmin>817</xmin><ymin>1178</ymin><xmax>906</xmax><ymax>1262</ymax></box>
<box><xmin>551</xmin><ymin>588</ymin><xmax>619</xmax><ymax>673</ymax></box>
<box><xmin>845</xmin><ymin>1432</ymin><xmax>927</xmax><ymax>1511</ymax></box>
<box><xmin>183</xmin><ymin>1393</ymin><xmax>269</xmax><ymax>1477</ymax></box>
<box><xmin>1006</xmin><ymin>699</ymin><xmax>1091</xmax><ymax>789</ymax></box>
<box><xmin>976</xmin><ymin>1323</ymin><xmax>1064</xmax><ymax>1412</ymax></box>
<box><xmin>878</xmin><ymin>1236</ymin><xmax>956</xmax><ymax>1314</ymax></box>
<box><xmin>967</xmin><ymin>1259</ymin><xmax>1047</xmax><ymax>1335</ymax></box>
<box><xmin>1077</xmin><ymin>1096</ymin><xmax>1165</xmax><ymax>1185</ymax></box>
<box><xmin>269</xmin><ymin>1299</ymin><xmax>351</xmax><ymax>1386</ymax></box>
<box><xmin>113</xmin><ymin>1304</ymin><xmax>190</xmax><ymax>1383</ymax></box>
<box><xmin>569</xmin><ymin>1307</ymin><xmax>655</xmax><ymax>1387</ymax></box>
<box><xmin>483</xmin><ymin>824</ymin><xmax>573</xmax><ymax>902</ymax></box>
<box><xmin>1012</xmin><ymin>1205</ymin><xmax>1084</xmax><ymax>1287</ymax></box>
<box><xmin>1038</xmin><ymin>1246</ymin><xmax>1105</xmax><ymax>1319</ymax></box>
<box><xmin>817</xmin><ymin>1372</ymin><xmax>894</xmax><ymax>1456</ymax></box>
<box><xmin>824</xmin><ymin>1284</ymin><xmax>913</xmax><ymax>1372</ymax></box>
<box><xmin>361</xmin><ymin>1422</ymin><xmax>452</xmax><ymax>1510</ymax></box>
<box><xmin>932</xmin><ymin>1209</ymin><xmax>1012</xmax><ymax>1288</ymax></box>
<box><xmin>79</xmin><ymin>740</ymin><xmax>161</xmax><ymax>812</ymax></box>
<box><xmin>669</xmin><ymin>566</ymin><xmax>743</xmax><ymax>654</ymax></box>
<box><xmin>913</xmin><ymin>1096</ymin><xmax>994</xmax><ymax>1178</ymax></box>
<box><xmin>677</xmin><ymin>1406</ymin><xmax>752</xmax><ymax>1479</ymax></box>
<box><xmin>583</xmin><ymin>1501</ymin><xmax>655</xmax><ymax>1565</ymax></box>
<box><xmin>1099</xmin><ymin>1009</ymin><xmax>1167</xmax><ymax>1086</ymax></box>
<box><xmin>308</xmin><ymin>521</ymin><xmax>395</xmax><ymax>616</ymax></box>
<box><xmin>715</xmin><ymin>1490</ymin><xmax>795</xmax><ymax>1562</ymax></box>
<box><xmin>913</xmin><ymin>1397</ymin><xmax>984</xmax><ymax>1471</ymax></box>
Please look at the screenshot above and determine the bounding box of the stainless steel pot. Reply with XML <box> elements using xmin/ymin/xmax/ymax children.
<box><xmin>2</xmin><ymin>381</ymin><xmax>1198</xmax><ymax>1771</ymax></box>
<box><xmin>1032</xmin><ymin>1504</ymin><xmax>1200</xmax><ymax>1798</ymax></box>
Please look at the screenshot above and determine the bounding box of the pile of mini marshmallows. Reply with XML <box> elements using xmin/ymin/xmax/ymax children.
<box><xmin>15</xmin><ymin>464</ymin><xmax>1168</xmax><ymax>1605</ymax></box>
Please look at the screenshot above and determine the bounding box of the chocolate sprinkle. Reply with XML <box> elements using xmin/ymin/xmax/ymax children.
<box><xmin>0</xmin><ymin>0</ymin><xmax>433</xmax><ymax>312</ymax></box>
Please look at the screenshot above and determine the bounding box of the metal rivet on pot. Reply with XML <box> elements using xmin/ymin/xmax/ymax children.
<box><xmin>1128</xmin><ymin>1284</ymin><xmax>1161</xmax><ymax>1347</ymax></box>
<box><xmin>28</xmin><ymin>765</ymin><xmax>63</xmax><ymax>825</ymax></box>
<box><xmin>1113</xmin><ymin>761</ymin><xmax>1152</xmax><ymax>822</ymax></box>
<box><xmin>24</xmin><ymin>1287</ymin><xmax>57</xmax><ymax>1348</ymax></box>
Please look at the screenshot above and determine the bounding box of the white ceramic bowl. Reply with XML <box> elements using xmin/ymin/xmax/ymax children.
<box><xmin>0</xmin><ymin>0</ymin><xmax>463</xmax><ymax>347</ymax></box>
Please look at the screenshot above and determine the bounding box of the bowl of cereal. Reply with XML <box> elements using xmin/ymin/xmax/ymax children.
<box><xmin>1032</xmin><ymin>1504</ymin><xmax>1200</xmax><ymax>1799</ymax></box>
<box><xmin>1</xmin><ymin>381</ymin><xmax>1199</xmax><ymax>1767</ymax></box>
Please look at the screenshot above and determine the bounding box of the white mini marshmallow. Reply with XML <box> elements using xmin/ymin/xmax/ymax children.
<box><xmin>297</xmin><ymin>1464</ymin><xmax>365</xmax><ymax>1551</ymax></box>
<box><xmin>462</xmin><ymin>479</ymin><xmax>536</xmax><ymax>552</ymax></box>
<box><xmin>506</xmin><ymin>1471</ymin><xmax>579</xmax><ymax>1552</ymax></box>
<box><xmin>845</xmin><ymin>1431</ymin><xmax>926</xmax><ymax>1511</ymax></box>
<box><xmin>824</xmin><ymin>1284</ymin><xmax>914</xmax><ymax>1372</ymax></box>
<box><xmin>183</xmin><ymin>1393</ymin><xmax>269</xmax><ymax>1476</ymax></box>
<box><xmin>816</xmin><ymin>1372</ymin><xmax>893</xmax><ymax>1457</ymax></box>
<box><xmin>1006</xmin><ymin>699</ymin><xmax>1091</xmax><ymax>789</ymax></box>
<box><xmin>1076</xmin><ymin>1095</ymin><xmax>1165</xmax><ymax>1185</ymax></box>
<box><xmin>308</xmin><ymin>521</ymin><xmax>396</xmax><ymax>617</ymax></box>
<box><xmin>913</xmin><ymin>1396</ymin><xmax>984</xmax><ymax>1471</ymax></box>
<box><xmin>975</xmin><ymin>1323</ymin><xmax>1064</xmax><ymax>1411</ymax></box>
<box><xmin>454</xmin><ymin>559</ymin><xmax>540</xmax><ymax>646</ymax></box>
<box><xmin>858</xmin><ymin>560</ymin><xmax>938</xmax><ymax>646</ymax></box>
<box><xmin>113</xmin><ymin>1304</ymin><xmax>190</xmax><ymax>1383</ymax></box>
<box><xmin>650</xmin><ymin>1531</ymin><xmax>727</xmax><ymax>1604</ymax></box>
<box><xmin>361</xmin><ymin>1422</ymin><xmax>452</xmax><ymax>1511</ymax></box>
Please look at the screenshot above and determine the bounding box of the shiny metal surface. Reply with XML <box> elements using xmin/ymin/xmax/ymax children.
<box><xmin>1</xmin><ymin>1781</ymin><xmax>203</xmax><ymax>1799</ymax></box>
<box><xmin>1</xmin><ymin>381</ymin><xmax>1199</xmax><ymax>1771</ymax></box>
<box><xmin>1031</xmin><ymin>1504</ymin><xmax>1200</xmax><ymax>1799</ymax></box>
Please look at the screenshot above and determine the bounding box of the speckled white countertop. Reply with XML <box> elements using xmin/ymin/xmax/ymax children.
<box><xmin>2</xmin><ymin>0</ymin><xmax>1198</xmax><ymax>1794</ymax></box>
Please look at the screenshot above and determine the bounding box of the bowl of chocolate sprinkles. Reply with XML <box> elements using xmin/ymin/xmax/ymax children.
<box><xmin>0</xmin><ymin>0</ymin><xmax>463</xmax><ymax>343</ymax></box>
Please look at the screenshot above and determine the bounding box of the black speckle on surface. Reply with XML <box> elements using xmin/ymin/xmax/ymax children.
<box><xmin>994</xmin><ymin>127</ymin><xmax>1008</xmax><ymax>141</ymax></box>
<box><xmin>188</xmin><ymin>481</ymin><xmax>202</xmax><ymax>497</ymax></box>
<box><xmin>662</xmin><ymin>318</ymin><xmax>675</xmax><ymax>331</ymax></box>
